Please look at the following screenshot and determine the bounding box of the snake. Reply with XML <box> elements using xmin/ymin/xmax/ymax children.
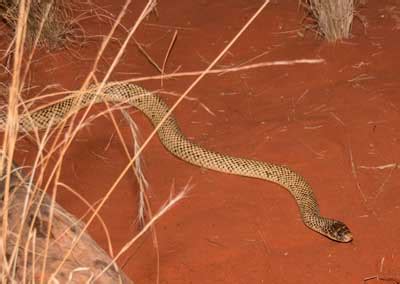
<box><xmin>0</xmin><ymin>83</ymin><xmax>352</xmax><ymax>242</ymax></box>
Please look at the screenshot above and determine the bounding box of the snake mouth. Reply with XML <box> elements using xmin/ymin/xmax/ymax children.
<box><xmin>331</xmin><ymin>221</ymin><xmax>353</xmax><ymax>243</ymax></box>
<box><xmin>338</xmin><ymin>232</ymin><xmax>353</xmax><ymax>243</ymax></box>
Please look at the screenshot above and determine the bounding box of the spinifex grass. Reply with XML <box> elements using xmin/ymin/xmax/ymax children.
<box><xmin>301</xmin><ymin>0</ymin><xmax>356</xmax><ymax>41</ymax></box>
<box><xmin>0</xmin><ymin>0</ymin><xmax>79</xmax><ymax>49</ymax></box>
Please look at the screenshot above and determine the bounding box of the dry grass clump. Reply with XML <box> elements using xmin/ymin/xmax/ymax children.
<box><xmin>301</xmin><ymin>0</ymin><xmax>357</xmax><ymax>42</ymax></box>
<box><xmin>0</xmin><ymin>0</ymin><xmax>177</xmax><ymax>281</ymax></box>
<box><xmin>0</xmin><ymin>0</ymin><xmax>75</xmax><ymax>49</ymax></box>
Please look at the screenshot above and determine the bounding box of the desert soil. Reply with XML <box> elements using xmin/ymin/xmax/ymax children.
<box><xmin>3</xmin><ymin>0</ymin><xmax>400</xmax><ymax>283</ymax></box>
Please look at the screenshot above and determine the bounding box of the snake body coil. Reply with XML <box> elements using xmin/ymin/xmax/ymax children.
<box><xmin>0</xmin><ymin>83</ymin><xmax>352</xmax><ymax>242</ymax></box>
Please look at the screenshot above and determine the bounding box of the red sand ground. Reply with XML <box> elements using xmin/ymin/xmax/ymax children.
<box><xmin>3</xmin><ymin>0</ymin><xmax>400</xmax><ymax>283</ymax></box>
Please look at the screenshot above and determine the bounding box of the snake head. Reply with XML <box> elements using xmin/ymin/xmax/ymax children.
<box><xmin>328</xmin><ymin>220</ymin><xmax>353</xmax><ymax>243</ymax></box>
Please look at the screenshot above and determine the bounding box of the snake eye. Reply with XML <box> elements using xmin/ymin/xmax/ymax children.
<box><xmin>331</xmin><ymin>221</ymin><xmax>353</xmax><ymax>242</ymax></box>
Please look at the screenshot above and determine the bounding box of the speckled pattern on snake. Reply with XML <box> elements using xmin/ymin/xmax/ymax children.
<box><xmin>0</xmin><ymin>83</ymin><xmax>352</xmax><ymax>242</ymax></box>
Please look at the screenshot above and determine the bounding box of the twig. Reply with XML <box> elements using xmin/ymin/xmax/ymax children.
<box><xmin>347</xmin><ymin>140</ymin><xmax>367</xmax><ymax>203</ymax></box>
<box><xmin>161</xmin><ymin>29</ymin><xmax>178</xmax><ymax>87</ymax></box>
<box><xmin>134</xmin><ymin>38</ymin><xmax>162</xmax><ymax>73</ymax></box>
<box><xmin>359</xmin><ymin>163</ymin><xmax>398</xmax><ymax>170</ymax></box>
<box><xmin>114</xmin><ymin>58</ymin><xmax>325</xmax><ymax>85</ymax></box>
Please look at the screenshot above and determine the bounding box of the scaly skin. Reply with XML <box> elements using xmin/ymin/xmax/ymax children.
<box><xmin>0</xmin><ymin>83</ymin><xmax>353</xmax><ymax>242</ymax></box>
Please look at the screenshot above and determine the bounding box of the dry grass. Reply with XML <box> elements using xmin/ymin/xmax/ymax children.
<box><xmin>0</xmin><ymin>0</ymin><xmax>329</xmax><ymax>282</ymax></box>
<box><xmin>0</xmin><ymin>0</ymin><xmax>166</xmax><ymax>282</ymax></box>
<box><xmin>301</xmin><ymin>0</ymin><xmax>357</xmax><ymax>41</ymax></box>
<box><xmin>0</xmin><ymin>0</ymin><xmax>79</xmax><ymax>49</ymax></box>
